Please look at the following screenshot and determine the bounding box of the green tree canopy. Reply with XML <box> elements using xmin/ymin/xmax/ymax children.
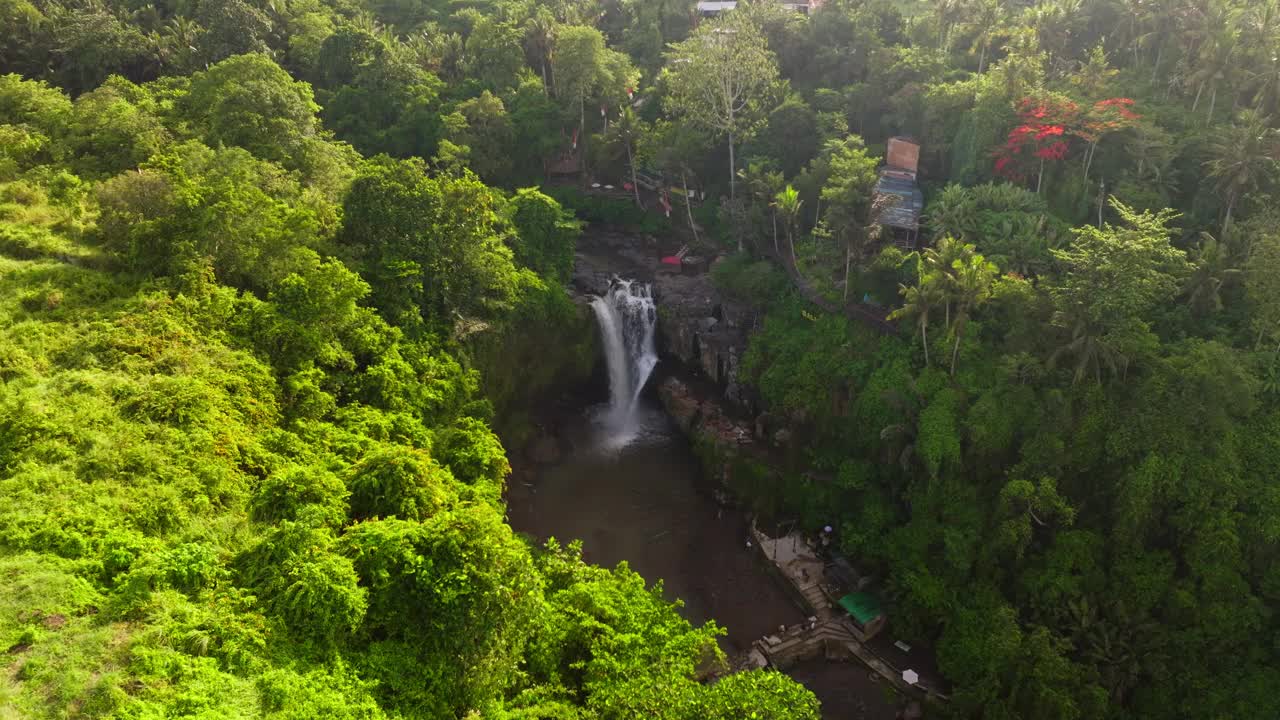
<box><xmin>338</xmin><ymin>157</ymin><xmax>523</xmax><ymax>331</ymax></box>
<box><xmin>184</xmin><ymin>54</ymin><xmax>320</xmax><ymax>167</ymax></box>
<box><xmin>664</xmin><ymin>11</ymin><xmax>780</xmax><ymax>201</ymax></box>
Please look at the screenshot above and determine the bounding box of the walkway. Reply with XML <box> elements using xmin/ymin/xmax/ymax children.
<box><xmin>740</xmin><ymin>526</ymin><xmax>950</xmax><ymax>705</ymax></box>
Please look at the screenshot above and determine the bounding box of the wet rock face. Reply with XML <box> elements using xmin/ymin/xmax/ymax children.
<box><xmin>570</xmin><ymin>230</ymin><xmax>659</xmax><ymax>298</ymax></box>
<box><xmin>571</xmin><ymin>252</ymin><xmax>616</xmax><ymax>297</ymax></box>
<box><xmin>653</xmin><ymin>270</ymin><xmax>753</xmax><ymax>410</ymax></box>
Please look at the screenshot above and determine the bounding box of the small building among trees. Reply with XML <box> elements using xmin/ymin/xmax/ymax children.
<box><xmin>874</xmin><ymin>137</ymin><xmax>925</xmax><ymax>249</ymax></box>
<box><xmin>696</xmin><ymin>0</ymin><xmax>820</xmax><ymax>17</ymax></box>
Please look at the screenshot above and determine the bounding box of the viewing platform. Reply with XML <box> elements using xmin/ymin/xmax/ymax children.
<box><xmin>740</xmin><ymin>525</ymin><xmax>950</xmax><ymax>706</ymax></box>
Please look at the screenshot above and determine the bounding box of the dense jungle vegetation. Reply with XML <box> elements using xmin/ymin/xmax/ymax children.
<box><xmin>4</xmin><ymin>0</ymin><xmax>1280</xmax><ymax>718</ymax></box>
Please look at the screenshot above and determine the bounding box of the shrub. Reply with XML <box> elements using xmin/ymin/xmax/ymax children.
<box><xmin>253</xmin><ymin>465</ymin><xmax>348</xmax><ymax>526</ymax></box>
<box><xmin>347</xmin><ymin>445</ymin><xmax>454</xmax><ymax>522</ymax></box>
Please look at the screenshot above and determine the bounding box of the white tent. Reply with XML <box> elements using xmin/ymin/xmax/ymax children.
<box><xmin>902</xmin><ymin>669</ymin><xmax>920</xmax><ymax>685</ymax></box>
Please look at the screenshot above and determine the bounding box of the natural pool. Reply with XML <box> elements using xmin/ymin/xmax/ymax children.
<box><xmin>506</xmin><ymin>397</ymin><xmax>899</xmax><ymax>719</ymax></box>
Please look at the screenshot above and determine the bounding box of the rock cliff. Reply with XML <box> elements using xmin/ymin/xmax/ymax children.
<box><xmin>571</xmin><ymin>229</ymin><xmax>755</xmax><ymax>415</ymax></box>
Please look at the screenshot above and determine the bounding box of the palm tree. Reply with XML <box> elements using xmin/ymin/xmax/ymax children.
<box><xmin>524</xmin><ymin>8</ymin><xmax>557</xmax><ymax>93</ymax></box>
<box><xmin>946</xmin><ymin>253</ymin><xmax>998</xmax><ymax>375</ymax></box>
<box><xmin>1243</xmin><ymin>0</ymin><xmax>1280</xmax><ymax>111</ymax></box>
<box><xmin>607</xmin><ymin>107</ymin><xmax>646</xmax><ymax>208</ymax></box>
<box><xmin>931</xmin><ymin>0</ymin><xmax>966</xmax><ymax>52</ymax></box>
<box><xmin>159</xmin><ymin>16</ymin><xmax>201</xmax><ymax>73</ymax></box>
<box><xmin>774</xmin><ymin>185</ymin><xmax>804</xmax><ymax>270</ymax></box>
<box><xmin>922</xmin><ymin>236</ymin><xmax>968</xmax><ymax>329</ymax></box>
<box><xmin>889</xmin><ymin>267</ymin><xmax>946</xmax><ymax>367</ymax></box>
<box><xmin>1048</xmin><ymin>309</ymin><xmax>1126</xmax><ymax>384</ymax></box>
<box><xmin>924</xmin><ymin>185</ymin><xmax>979</xmax><ymax>241</ymax></box>
<box><xmin>648</xmin><ymin>122</ymin><xmax>707</xmax><ymax>244</ymax></box>
<box><xmin>962</xmin><ymin>0</ymin><xmax>1009</xmax><ymax>74</ymax></box>
<box><xmin>1018</xmin><ymin>0</ymin><xmax>1088</xmax><ymax>73</ymax></box>
<box><xmin>1204</xmin><ymin>109</ymin><xmax>1280</xmax><ymax>238</ymax></box>
<box><xmin>1183</xmin><ymin>232</ymin><xmax>1242</xmax><ymax>315</ymax></box>
<box><xmin>840</xmin><ymin>195</ymin><xmax>888</xmax><ymax>302</ymax></box>
<box><xmin>1183</xmin><ymin>1</ymin><xmax>1241</xmax><ymax>121</ymax></box>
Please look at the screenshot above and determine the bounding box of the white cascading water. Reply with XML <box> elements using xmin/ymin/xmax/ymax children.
<box><xmin>590</xmin><ymin>278</ymin><xmax>658</xmax><ymax>444</ymax></box>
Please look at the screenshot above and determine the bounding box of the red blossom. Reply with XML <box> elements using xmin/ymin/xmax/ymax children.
<box><xmin>997</xmin><ymin>94</ymin><xmax>1133</xmax><ymax>180</ymax></box>
<box><xmin>1034</xmin><ymin>140</ymin><xmax>1069</xmax><ymax>160</ymax></box>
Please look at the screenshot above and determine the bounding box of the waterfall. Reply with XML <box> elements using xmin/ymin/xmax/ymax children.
<box><xmin>590</xmin><ymin>278</ymin><xmax>658</xmax><ymax>442</ymax></box>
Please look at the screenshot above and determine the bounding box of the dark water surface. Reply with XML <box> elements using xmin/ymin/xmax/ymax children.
<box><xmin>506</xmin><ymin>399</ymin><xmax>898</xmax><ymax>719</ymax></box>
<box><xmin>507</xmin><ymin>400</ymin><xmax>803</xmax><ymax>653</ymax></box>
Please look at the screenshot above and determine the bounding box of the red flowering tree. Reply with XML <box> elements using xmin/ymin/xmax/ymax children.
<box><xmin>994</xmin><ymin>94</ymin><xmax>1080</xmax><ymax>192</ymax></box>
<box><xmin>994</xmin><ymin>94</ymin><xmax>1140</xmax><ymax>193</ymax></box>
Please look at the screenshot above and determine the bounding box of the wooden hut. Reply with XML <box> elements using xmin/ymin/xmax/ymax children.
<box><xmin>874</xmin><ymin>137</ymin><xmax>925</xmax><ymax>249</ymax></box>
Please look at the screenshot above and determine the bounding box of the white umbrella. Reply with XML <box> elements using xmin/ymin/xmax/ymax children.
<box><xmin>902</xmin><ymin>669</ymin><xmax>919</xmax><ymax>685</ymax></box>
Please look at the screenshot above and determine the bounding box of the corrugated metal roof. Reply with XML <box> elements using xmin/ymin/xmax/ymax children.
<box><xmin>875</xmin><ymin>173</ymin><xmax>924</xmax><ymax>230</ymax></box>
<box><xmin>696</xmin><ymin>0</ymin><xmax>809</xmax><ymax>12</ymax></box>
<box><xmin>838</xmin><ymin>592</ymin><xmax>884</xmax><ymax>625</ymax></box>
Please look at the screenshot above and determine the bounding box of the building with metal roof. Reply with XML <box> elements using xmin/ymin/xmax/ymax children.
<box><xmin>875</xmin><ymin>137</ymin><xmax>924</xmax><ymax>249</ymax></box>
<box><xmin>696</xmin><ymin>0</ymin><xmax>817</xmax><ymax>16</ymax></box>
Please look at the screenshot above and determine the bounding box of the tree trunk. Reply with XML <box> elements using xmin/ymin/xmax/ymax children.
<box><xmin>772</xmin><ymin>211</ymin><xmax>778</xmax><ymax>257</ymax></box>
<box><xmin>1207</xmin><ymin>82</ymin><xmax>1217</xmax><ymax>122</ymax></box>
<box><xmin>541</xmin><ymin>62</ymin><xmax>548</xmax><ymax>94</ymax></box>
<box><xmin>683</xmin><ymin>170</ymin><xmax>699</xmax><ymax>243</ymax></box>
<box><xmin>579</xmin><ymin>92</ymin><xmax>587</xmax><ymax>175</ymax></box>
<box><xmin>920</xmin><ymin>319</ymin><xmax>930</xmax><ymax>366</ymax></box>
<box><xmin>1192</xmin><ymin>81</ymin><xmax>1204</xmax><ymax>112</ymax></box>
<box><xmin>728</xmin><ymin>130</ymin><xmax>737</xmax><ymax>201</ymax></box>
<box><xmin>1082</xmin><ymin>142</ymin><xmax>1097</xmax><ymax>187</ymax></box>
<box><xmin>1151</xmin><ymin>43</ymin><xmax>1163</xmax><ymax>84</ymax></box>
<box><xmin>626</xmin><ymin>142</ymin><xmax>641</xmax><ymax>207</ymax></box>
<box><xmin>1037</xmin><ymin>157</ymin><xmax>1044</xmax><ymax>194</ymax></box>
<box><xmin>950</xmin><ymin>323</ymin><xmax>963</xmax><ymax>376</ymax></box>
<box><xmin>978</xmin><ymin>42</ymin><xmax>987</xmax><ymax>74</ymax></box>
<box><xmin>1132</xmin><ymin>19</ymin><xmax>1139</xmax><ymax>68</ymax></box>
<box><xmin>1222</xmin><ymin>192</ymin><xmax>1236</xmax><ymax>239</ymax></box>
<box><xmin>843</xmin><ymin>235</ymin><xmax>852</xmax><ymax>302</ymax></box>
<box><xmin>729</xmin><ymin>129</ymin><xmax>740</xmax><ymax>251</ymax></box>
<box><xmin>1098</xmin><ymin>179</ymin><xmax>1106</xmax><ymax>228</ymax></box>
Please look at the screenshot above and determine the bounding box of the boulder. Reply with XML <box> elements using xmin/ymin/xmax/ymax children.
<box><xmin>657</xmin><ymin>377</ymin><xmax>701</xmax><ymax>433</ymax></box>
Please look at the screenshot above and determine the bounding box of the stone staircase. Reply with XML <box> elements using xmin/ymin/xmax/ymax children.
<box><xmin>796</xmin><ymin>581</ymin><xmax>835</xmax><ymax>620</ymax></box>
<box><xmin>753</xmin><ymin>618</ymin><xmax>949</xmax><ymax>702</ymax></box>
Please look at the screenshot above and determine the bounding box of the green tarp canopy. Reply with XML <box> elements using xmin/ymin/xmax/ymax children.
<box><xmin>838</xmin><ymin>592</ymin><xmax>883</xmax><ymax>625</ymax></box>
